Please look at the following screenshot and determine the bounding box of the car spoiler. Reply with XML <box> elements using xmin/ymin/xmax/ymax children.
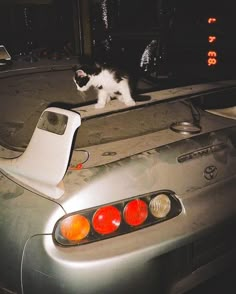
<box><xmin>0</xmin><ymin>107</ymin><xmax>81</xmax><ymax>199</ymax></box>
<box><xmin>0</xmin><ymin>80</ymin><xmax>236</xmax><ymax>199</ymax></box>
<box><xmin>73</xmin><ymin>79</ymin><xmax>236</xmax><ymax>120</ymax></box>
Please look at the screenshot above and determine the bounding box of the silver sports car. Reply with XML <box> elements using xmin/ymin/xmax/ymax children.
<box><xmin>1</xmin><ymin>78</ymin><xmax>236</xmax><ymax>294</ymax></box>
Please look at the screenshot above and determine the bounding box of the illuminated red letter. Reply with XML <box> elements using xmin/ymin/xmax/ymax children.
<box><xmin>208</xmin><ymin>58</ymin><xmax>217</xmax><ymax>66</ymax></box>
<box><xmin>208</xmin><ymin>17</ymin><xmax>217</xmax><ymax>24</ymax></box>
<box><xmin>209</xmin><ymin>36</ymin><xmax>216</xmax><ymax>43</ymax></box>
<box><xmin>208</xmin><ymin>51</ymin><xmax>217</xmax><ymax>57</ymax></box>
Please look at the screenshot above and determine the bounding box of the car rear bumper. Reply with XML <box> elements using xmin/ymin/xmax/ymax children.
<box><xmin>21</xmin><ymin>175</ymin><xmax>236</xmax><ymax>294</ymax></box>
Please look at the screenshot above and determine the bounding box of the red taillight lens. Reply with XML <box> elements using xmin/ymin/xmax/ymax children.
<box><xmin>60</xmin><ymin>214</ymin><xmax>90</xmax><ymax>242</ymax></box>
<box><xmin>92</xmin><ymin>206</ymin><xmax>121</xmax><ymax>235</ymax></box>
<box><xmin>124</xmin><ymin>199</ymin><xmax>148</xmax><ymax>226</ymax></box>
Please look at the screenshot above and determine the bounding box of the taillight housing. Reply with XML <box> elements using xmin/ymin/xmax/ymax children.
<box><xmin>54</xmin><ymin>190</ymin><xmax>182</xmax><ymax>246</ymax></box>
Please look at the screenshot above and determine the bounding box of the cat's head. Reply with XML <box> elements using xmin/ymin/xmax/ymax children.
<box><xmin>73</xmin><ymin>66</ymin><xmax>91</xmax><ymax>92</ymax></box>
<box><xmin>73</xmin><ymin>63</ymin><xmax>102</xmax><ymax>92</ymax></box>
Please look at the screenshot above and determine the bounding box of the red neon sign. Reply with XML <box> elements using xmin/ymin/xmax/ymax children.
<box><xmin>207</xmin><ymin>17</ymin><xmax>217</xmax><ymax>67</ymax></box>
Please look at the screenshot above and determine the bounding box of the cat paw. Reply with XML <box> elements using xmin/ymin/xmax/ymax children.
<box><xmin>125</xmin><ymin>100</ymin><xmax>136</xmax><ymax>106</ymax></box>
<box><xmin>95</xmin><ymin>103</ymin><xmax>105</xmax><ymax>109</ymax></box>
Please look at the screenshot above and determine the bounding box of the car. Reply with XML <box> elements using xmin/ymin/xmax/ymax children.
<box><xmin>1</xmin><ymin>73</ymin><xmax>236</xmax><ymax>294</ymax></box>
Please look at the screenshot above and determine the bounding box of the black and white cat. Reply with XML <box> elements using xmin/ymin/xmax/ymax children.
<box><xmin>73</xmin><ymin>62</ymin><xmax>136</xmax><ymax>108</ymax></box>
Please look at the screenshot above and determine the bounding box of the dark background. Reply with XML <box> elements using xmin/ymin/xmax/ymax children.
<box><xmin>0</xmin><ymin>0</ymin><xmax>235</xmax><ymax>81</ymax></box>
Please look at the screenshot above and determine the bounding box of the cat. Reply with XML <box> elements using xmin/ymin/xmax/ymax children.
<box><xmin>73</xmin><ymin>61</ymin><xmax>136</xmax><ymax>109</ymax></box>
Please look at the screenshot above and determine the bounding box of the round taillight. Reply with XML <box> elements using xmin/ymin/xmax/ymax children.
<box><xmin>149</xmin><ymin>194</ymin><xmax>171</xmax><ymax>218</ymax></box>
<box><xmin>124</xmin><ymin>199</ymin><xmax>148</xmax><ymax>226</ymax></box>
<box><xmin>60</xmin><ymin>214</ymin><xmax>90</xmax><ymax>242</ymax></box>
<box><xmin>92</xmin><ymin>206</ymin><xmax>121</xmax><ymax>235</ymax></box>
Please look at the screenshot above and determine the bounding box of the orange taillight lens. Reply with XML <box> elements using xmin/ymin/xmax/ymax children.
<box><xmin>92</xmin><ymin>206</ymin><xmax>121</xmax><ymax>235</ymax></box>
<box><xmin>60</xmin><ymin>214</ymin><xmax>90</xmax><ymax>242</ymax></box>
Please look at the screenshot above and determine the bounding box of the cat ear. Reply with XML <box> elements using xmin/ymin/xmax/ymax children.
<box><xmin>75</xmin><ymin>69</ymin><xmax>87</xmax><ymax>77</ymax></box>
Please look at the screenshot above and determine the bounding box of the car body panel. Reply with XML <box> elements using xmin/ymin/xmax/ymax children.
<box><xmin>1</xmin><ymin>81</ymin><xmax>236</xmax><ymax>293</ymax></box>
<box><xmin>0</xmin><ymin>175</ymin><xmax>65</xmax><ymax>293</ymax></box>
<box><xmin>61</xmin><ymin>125</ymin><xmax>236</xmax><ymax>213</ymax></box>
<box><xmin>71</xmin><ymin>102</ymin><xmax>236</xmax><ymax>168</ymax></box>
<box><xmin>21</xmin><ymin>176</ymin><xmax>236</xmax><ymax>294</ymax></box>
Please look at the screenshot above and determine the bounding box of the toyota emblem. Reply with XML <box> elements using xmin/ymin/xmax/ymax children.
<box><xmin>204</xmin><ymin>165</ymin><xmax>218</xmax><ymax>180</ymax></box>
